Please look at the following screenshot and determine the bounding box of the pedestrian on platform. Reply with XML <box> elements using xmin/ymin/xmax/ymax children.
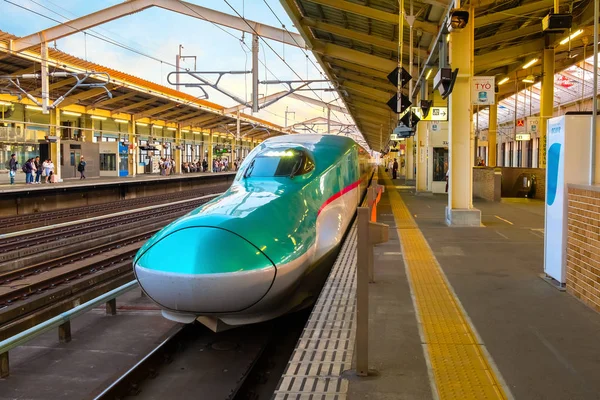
<box><xmin>23</xmin><ymin>158</ymin><xmax>33</xmax><ymax>184</ymax></box>
<box><xmin>8</xmin><ymin>153</ymin><xmax>17</xmax><ymax>184</ymax></box>
<box><xmin>77</xmin><ymin>156</ymin><xmax>86</xmax><ymax>179</ymax></box>
<box><xmin>392</xmin><ymin>158</ymin><xmax>398</xmax><ymax>179</ymax></box>
<box><xmin>44</xmin><ymin>159</ymin><xmax>55</xmax><ymax>183</ymax></box>
<box><xmin>34</xmin><ymin>156</ymin><xmax>42</xmax><ymax>184</ymax></box>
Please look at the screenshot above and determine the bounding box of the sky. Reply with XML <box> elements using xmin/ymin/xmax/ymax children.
<box><xmin>1</xmin><ymin>0</ymin><xmax>354</xmax><ymax>130</ymax></box>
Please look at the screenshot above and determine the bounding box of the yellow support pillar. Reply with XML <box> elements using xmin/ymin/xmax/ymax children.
<box><xmin>128</xmin><ymin>116</ymin><xmax>136</xmax><ymax>177</ymax></box>
<box><xmin>208</xmin><ymin>130</ymin><xmax>214</xmax><ymax>172</ymax></box>
<box><xmin>406</xmin><ymin>136</ymin><xmax>414</xmax><ymax>180</ymax></box>
<box><xmin>175</xmin><ymin>125</ymin><xmax>182</xmax><ymax>175</ymax></box>
<box><xmin>416</xmin><ymin>119</ymin><xmax>428</xmax><ymax>192</ymax></box>
<box><xmin>539</xmin><ymin>44</ymin><xmax>555</xmax><ymax>169</ymax></box>
<box><xmin>446</xmin><ymin>8</ymin><xmax>480</xmax><ymax>226</ymax></box>
<box><xmin>488</xmin><ymin>97</ymin><xmax>497</xmax><ymax>167</ymax></box>
<box><xmin>49</xmin><ymin>107</ymin><xmax>61</xmax><ymax>181</ymax></box>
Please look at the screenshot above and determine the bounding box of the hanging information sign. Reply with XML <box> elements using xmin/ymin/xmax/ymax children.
<box><xmin>471</xmin><ymin>76</ymin><xmax>495</xmax><ymax>105</ymax></box>
<box><xmin>527</xmin><ymin>117</ymin><xmax>540</xmax><ymax>134</ymax></box>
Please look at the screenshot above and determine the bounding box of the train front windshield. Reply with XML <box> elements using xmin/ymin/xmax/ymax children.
<box><xmin>244</xmin><ymin>149</ymin><xmax>314</xmax><ymax>178</ymax></box>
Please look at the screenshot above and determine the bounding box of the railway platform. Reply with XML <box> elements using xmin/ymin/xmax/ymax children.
<box><xmin>0</xmin><ymin>172</ymin><xmax>235</xmax><ymax>216</ymax></box>
<box><xmin>276</xmin><ymin>171</ymin><xmax>600</xmax><ymax>400</ymax></box>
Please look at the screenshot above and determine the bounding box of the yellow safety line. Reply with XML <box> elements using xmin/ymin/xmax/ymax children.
<box><xmin>380</xmin><ymin>171</ymin><xmax>508</xmax><ymax>400</ymax></box>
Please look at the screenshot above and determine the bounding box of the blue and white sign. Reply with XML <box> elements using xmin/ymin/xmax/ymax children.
<box><xmin>544</xmin><ymin>115</ymin><xmax>593</xmax><ymax>283</ymax></box>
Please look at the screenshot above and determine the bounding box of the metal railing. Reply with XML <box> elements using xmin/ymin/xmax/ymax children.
<box><xmin>356</xmin><ymin>179</ymin><xmax>389</xmax><ymax>377</ymax></box>
<box><xmin>0</xmin><ymin>280</ymin><xmax>138</xmax><ymax>378</ymax></box>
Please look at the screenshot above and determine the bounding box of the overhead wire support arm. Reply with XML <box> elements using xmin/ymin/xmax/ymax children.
<box><xmin>0</xmin><ymin>71</ymin><xmax>112</xmax><ymax>109</ymax></box>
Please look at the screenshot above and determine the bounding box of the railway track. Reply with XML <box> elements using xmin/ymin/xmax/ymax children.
<box><xmin>0</xmin><ymin>181</ymin><xmax>231</xmax><ymax>234</ymax></box>
<box><xmin>92</xmin><ymin>310</ymin><xmax>308</xmax><ymax>400</ymax></box>
<box><xmin>0</xmin><ymin>188</ymin><xmax>225</xmax><ymax>342</ymax></box>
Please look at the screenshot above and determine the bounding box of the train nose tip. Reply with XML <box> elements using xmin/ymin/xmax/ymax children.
<box><xmin>134</xmin><ymin>227</ymin><xmax>275</xmax><ymax>314</ymax></box>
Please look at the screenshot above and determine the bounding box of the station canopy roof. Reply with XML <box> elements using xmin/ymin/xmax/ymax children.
<box><xmin>281</xmin><ymin>0</ymin><xmax>598</xmax><ymax>149</ymax></box>
<box><xmin>0</xmin><ymin>30</ymin><xmax>286</xmax><ymax>140</ymax></box>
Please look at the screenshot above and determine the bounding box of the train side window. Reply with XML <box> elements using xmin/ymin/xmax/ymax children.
<box><xmin>244</xmin><ymin>148</ymin><xmax>314</xmax><ymax>178</ymax></box>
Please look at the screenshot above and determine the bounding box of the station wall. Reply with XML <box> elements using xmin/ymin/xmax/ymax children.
<box><xmin>566</xmin><ymin>185</ymin><xmax>600</xmax><ymax>313</ymax></box>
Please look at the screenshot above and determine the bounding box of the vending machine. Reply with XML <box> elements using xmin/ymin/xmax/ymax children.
<box><xmin>544</xmin><ymin>113</ymin><xmax>595</xmax><ymax>284</ymax></box>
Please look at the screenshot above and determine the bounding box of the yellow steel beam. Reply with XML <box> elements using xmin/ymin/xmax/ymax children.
<box><xmin>476</xmin><ymin>0</ymin><xmax>553</xmax><ymax>27</ymax></box>
<box><xmin>31</xmin><ymin>77</ymin><xmax>77</xmax><ymax>96</ymax></box>
<box><xmin>333</xmin><ymin>69</ymin><xmax>395</xmax><ymax>92</ymax></box>
<box><xmin>303</xmin><ymin>17</ymin><xmax>429</xmax><ymax>59</ymax></box>
<box><xmin>57</xmin><ymin>86</ymin><xmax>113</xmax><ymax>107</ymax></box>
<box><xmin>342</xmin><ymin>81</ymin><xmax>393</xmax><ymax>102</ymax></box>
<box><xmin>475</xmin><ymin>39</ymin><xmax>544</xmax><ymax>69</ymax></box>
<box><xmin>324</xmin><ymin>59</ymin><xmax>390</xmax><ymax>80</ymax></box>
<box><xmin>111</xmin><ymin>98</ymin><xmax>155</xmax><ymax>114</ymax></box>
<box><xmin>475</xmin><ymin>26</ymin><xmax>540</xmax><ymax>49</ymax></box>
<box><xmin>157</xmin><ymin>107</ymin><xmax>188</xmax><ymax>120</ymax></box>
<box><xmin>134</xmin><ymin>102</ymin><xmax>176</xmax><ymax>119</ymax></box>
<box><xmin>179</xmin><ymin>113</ymin><xmax>223</xmax><ymax>126</ymax></box>
<box><xmin>87</xmin><ymin>91</ymin><xmax>137</xmax><ymax>110</ymax></box>
<box><xmin>314</xmin><ymin>42</ymin><xmax>397</xmax><ymax>72</ymax></box>
<box><xmin>304</xmin><ymin>0</ymin><xmax>438</xmax><ymax>35</ymax></box>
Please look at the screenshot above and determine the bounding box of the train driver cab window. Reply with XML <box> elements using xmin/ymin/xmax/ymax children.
<box><xmin>244</xmin><ymin>148</ymin><xmax>314</xmax><ymax>178</ymax></box>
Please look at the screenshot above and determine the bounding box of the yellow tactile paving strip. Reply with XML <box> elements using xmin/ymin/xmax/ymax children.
<box><xmin>380</xmin><ymin>171</ymin><xmax>508</xmax><ymax>400</ymax></box>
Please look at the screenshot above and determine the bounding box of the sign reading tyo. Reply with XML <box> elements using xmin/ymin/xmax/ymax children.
<box><xmin>471</xmin><ymin>76</ymin><xmax>496</xmax><ymax>105</ymax></box>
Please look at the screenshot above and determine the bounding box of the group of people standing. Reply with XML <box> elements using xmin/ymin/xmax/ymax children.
<box><xmin>158</xmin><ymin>157</ymin><xmax>174</xmax><ymax>176</ymax></box>
<box><xmin>8</xmin><ymin>154</ymin><xmax>56</xmax><ymax>184</ymax></box>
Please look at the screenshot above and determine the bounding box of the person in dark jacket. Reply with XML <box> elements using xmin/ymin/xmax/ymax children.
<box><xmin>8</xmin><ymin>153</ymin><xmax>17</xmax><ymax>184</ymax></box>
<box><xmin>24</xmin><ymin>158</ymin><xmax>33</xmax><ymax>184</ymax></box>
<box><xmin>34</xmin><ymin>156</ymin><xmax>42</xmax><ymax>184</ymax></box>
<box><xmin>392</xmin><ymin>158</ymin><xmax>399</xmax><ymax>179</ymax></box>
<box><xmin>77</xmin><ymin>156</ymin><xmax>86</xmax><ymax>179</ymax></box>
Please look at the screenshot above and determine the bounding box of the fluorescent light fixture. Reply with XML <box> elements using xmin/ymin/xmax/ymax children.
<box><xmin>91</xmin><ymin>115</ymin><xmax>107</xmax><ymax>120</ymax></box>
<box><xmin>0</xmin><ymin>101</ymin><xmax>11</xmax><ymax>106</ymax></box>
<box><xmin>425</xmin><ymin>69</ymin><xmax>432</xmax><ymax>80</ymax></box>
<box><xmin>522</xmin><ymin>75</ymin><xmax>535</xmax><ymax>83</ymax></box>
<box><xmin>167</xmin><ymin>127</ymin><xmax>177</xmax><ymax>131</ymax></box>
<box><xmin>202</xmin><ymin>132</ymin><xmax>209</xmax><ymax>136</ymax></box>
<box><xmin>498</xmin><ymin>77</ymin><xmax>510</xmax><ymax>85</ymax></box>
<box><xmin>152</xmin><ymin>125</ymin><xmax>163</xmax><ymax>130</ymax></box>
<box><xmin>193</xmin><ymin>131</ymin><xmax>200</xmax><ymax>135</ymax></box>
<box><xmin>560</xmin><ymin>29</ymin><xmax>583</xmax><ymax>45</ymax></box>
<box><xmin>114</xmin><ymin>119</ymin><xmax>129</xmax><ymax>124</ymax></box>
<box><xmin>522</xmin><ymin>58</ymin><xmax>538</xmax><ymax>69</ymax></box>
<box><xmin>26</xmin><ymin>105</ymin><xmax>43</xmax><ymax>111</ymax></box>
<box><xmin>182</xmin><ymin>129</ymin><xmax>190</xmax><ymax>133</ymax></box>
<box><xmin>63</xmin><ymin>111</ymin><xmax>82</xmax><ymax>117</ymax></box>
<box><xmin>135</xmin><ymin>122</ymin><xmax>148</xmax><ymax>127</ymax></box>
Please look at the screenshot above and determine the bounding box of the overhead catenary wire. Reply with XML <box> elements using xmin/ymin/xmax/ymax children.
<box><xmin>2</xmin><ymin>0</ymin><xmax>294</xmax><ymax>123</ymax></box>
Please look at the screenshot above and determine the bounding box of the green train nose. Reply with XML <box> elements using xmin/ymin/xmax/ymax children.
<box><xmin>134</xmin><ymin>227</ymin><xmax>276</xmax><ymax>313</ymax></box>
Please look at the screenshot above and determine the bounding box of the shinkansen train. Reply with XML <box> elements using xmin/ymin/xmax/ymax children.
<box><xmin>133</xmin><ymin>134</ymin><xmax>373</xmax><ymax>329</ymax></box>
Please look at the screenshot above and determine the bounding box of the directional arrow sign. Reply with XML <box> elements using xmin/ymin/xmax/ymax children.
<box><xmin>387</xmin><ymin>66</ymin><xmax>412</xmax><ymax>88</ymax></box>
<box><xmin>411</xmin><ymin>106</ymin><xmax>448</xmax><ymax>121</ymax></box>
<box><xmin>387</xmin><ymin>93</ymin><xmax>411</xmax><ymax>114</ymax></box>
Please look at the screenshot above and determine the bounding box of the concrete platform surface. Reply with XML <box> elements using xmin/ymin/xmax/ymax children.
<box><xmin>0</xmin><ymin>288</ymin><xmax>179</xmax><ymax>400</ymax></box>
<box><xmin>0</xmin><ymin>171</ymin><xmax>236</xmax><ymax>193</ymax></box>
<box><xmin>399</xmin><ymin>189</ymin><xmax>600</xmax><ymax>400</ymax></box>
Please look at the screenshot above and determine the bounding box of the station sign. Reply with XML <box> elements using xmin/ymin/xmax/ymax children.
<box><xmin>471</xmin><ymin>76</ymin><xmax>495</xmax><ymax>105</ymax></box>
<box><xmin>516</xmin><ymin>133</ymin><xmax>531</xmax><ymax>141</ymax></box>
<box><xmin>410</xmin><ymin>106</ymin><xmax>448</xmax><ymax>121</ymax></box>
<box><xmin>527</xmin><ymin>117</ymin><xmax>540</xmax><ymax>134</ymax></box>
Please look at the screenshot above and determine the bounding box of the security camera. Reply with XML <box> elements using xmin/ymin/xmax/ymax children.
<box><xmin>447</xmin><ymin>9</ymin><xmax>469</xmax><ymax>32</ymax></box>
